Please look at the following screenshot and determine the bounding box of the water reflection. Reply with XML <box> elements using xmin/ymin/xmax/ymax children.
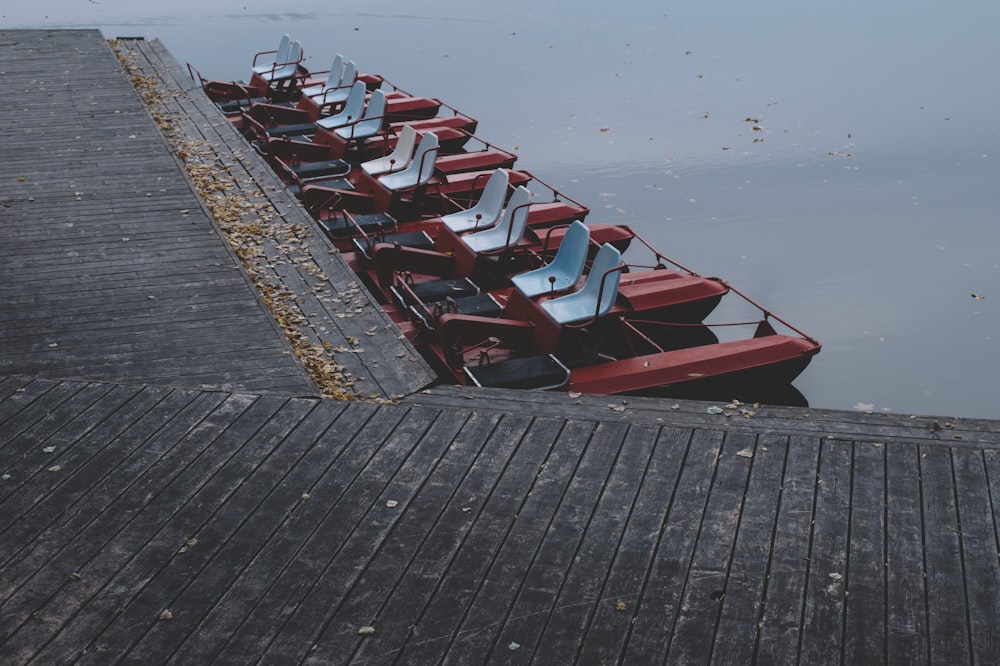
<box><xmin>10</xmin><ymin>0</ymin><xmax>1000</xmax><ymax>417</ymax></box>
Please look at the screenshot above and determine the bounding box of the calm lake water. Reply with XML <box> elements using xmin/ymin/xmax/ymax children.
<box><xmin>10</xmin><ymin>1</ymin><xmax>1000</xmax><ymax>418</ymax></box>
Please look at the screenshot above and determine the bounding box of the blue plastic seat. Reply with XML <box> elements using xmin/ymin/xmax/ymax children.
<box><xmin>251</xmin><ymin>35</ymin><xmax>291</xmax><ymax>75</ymax></box>
<box><xmin>441</xmin><ymin>168</ymin><xmax>510</xmax><ymax>233</ymax></box>
<box><xmin>461</xmin><ymin>185</ymin><xmax>532</xmax><ymax>254</ymax></box>
<box><xmin>335</xmin><ymin>88</ymin><xmax>387</xmax><ymax>141</ymax></box>
<box><xmin>511</xmin><ymin>220</ymin><xmax>590</xmax><ymax>297</ymax></box>
<box><xmin>300</xmin><ymin>54</ymin><xmax>343</xmax><ymax>99</ymax></box>
<box><xmin>378</xmin><ymin>132</ymin><xmax>439</xmax><ymax>191</ymax></box>
<box><xmin>315</xmin><ymin>61</ymin><xmax>358</xmax><ymax>106</ymax></box>
<box><xmin>361</xmin><ymin>125</ymin><xmax>418</xmax><ymax>176</ymax></box>
<box><xmin>259</xmin><ymin>40</ymin><xmax>302</xmax><ymax>82</ymax></box>
<box><xmin>540</xmin><ymin>242</ymin><xmax>622</xmax><ymax>325</ymax></box>
<box><xmin>315</xmin><ymin>80</ymin><xmax>366</xmax><ymax>130</ymax></box>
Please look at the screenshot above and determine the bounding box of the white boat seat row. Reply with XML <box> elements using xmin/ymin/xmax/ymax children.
<box><xmin>441</xmin><ymin>168</ymin><xmax>509</xmax><ymax>234</ymax></box>
<box><xmin>460</xmin><ymin>185</ymin><xmax>532</xmax><ymax>254</ymax></box>
<box><xmin>540</xmin><ymin>242</ymin><xmax>622</xmax><ymax>325</ymax></box>
<box><xmin>511</xmin><ymin>220</ymin><xmax>590</xmax><ymax>297</ymax></box>
<box><xmin>378</xmin><ymin>132</ymin><xmax>440</xmax><ymax>191</ymax></box>
<box><xmin>251</xmin><ymin>34</ymin><xmax>290</xmax><ymax>75</ymax></box>
<box><xmin>361</xmin><ymin>125</ymin><xmax>418</xmax><ymax>176</ymax></box>
<box><xmin>315</xmin><ymin>80</ymin><xmax>367</xmax><ymax>130</ymax></box>
<box><xmin>300</xmin><ymin>54</ymin><xmax>344</xmax><ymax>98</ymax></box>
<box><xmin>335</xmin><ymin>88</ymin><xmax>387</xmax><ymax>141</ymax></box>
<box><xmin>258</xmin><ymin>40</ymin><xmax>302</xmax><ymax>82</ymax></box>
<box><xmin>313</xmin><ymin>61</ymin><xmax>358</xmax><ymax>106</ymax></box>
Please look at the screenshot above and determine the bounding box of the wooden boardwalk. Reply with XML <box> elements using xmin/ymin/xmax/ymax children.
<box><xmin>2</xmin><ymin>29</ymin><xmax>1000</xmax><ymax>665</ymax></box>
<box><xmin>3</xmin><ymin>377</ymin><xmax>1000</xmax><ymax>664</ymax></box>
<box><xmin>0</xmin><ymin>29</ymin><xmax>434</xmax><ymax>400</ymax></box>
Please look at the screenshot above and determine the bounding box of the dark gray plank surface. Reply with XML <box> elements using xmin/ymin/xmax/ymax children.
<box><xmin>1</xmin><ymin>374</ymin><xmax>1000</xmax><ymax>664</ymax></box>
<box><xmin>109</xmin><ymin>36</ymin><xmax>436</xmax><ymax>400</ymax></box>
<box><xmin>0</xmin><ymin>30</ymin><xmax>314</xmax><ymax>396</ymax></box>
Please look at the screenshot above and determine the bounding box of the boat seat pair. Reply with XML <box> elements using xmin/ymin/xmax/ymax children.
<box><xmin>539</xmin><ymin>242</ymin><xmax>623</xmax><ymax>325</ymax></box>
<box><xmin>251</xmin><ymin>34</ymin><xmax>291</xmax><ymax>75</ymax></box>
<box><xmin>361</xmin><ymin>125</ymin><xmax>418</xmax><ymax>176</ymax></box>
<box><xmin>440</xmin><ymin>168</ymin><xmax>509</xmax><ymax>234</ymax></box>
<box><xmin>300</xmin><ymin>55</ymin><xmax>359</xmax><ymax>102</ymax></box>
<box><xmin>264</xmin><ymin>81</ymin><xmax>376</xmax><ymax>140</ymax></box>
<box><xmin>377</xmin><ymin>132</ymin><xmax>440</xmax><ymax>192</ymax></box>
<box><xmin>256</xmin><ymin>39</ymin><xmax>303</xmax><ymax>83</ymax></box>
<box><xmin>510</xmin><ymin>220</ymin><xmax>590</xmax><ymax>297</ymax></box>
<box><xmin>460</xmin><ymin>185</ymin><xmax>532</xmax><ymax>254</ymax></box>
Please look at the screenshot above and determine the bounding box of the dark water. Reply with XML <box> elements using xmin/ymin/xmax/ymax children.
<box><xmin>12</xmin><ymin>1</ymin><xmax>1000</xmax><ymax>418</ymax></box>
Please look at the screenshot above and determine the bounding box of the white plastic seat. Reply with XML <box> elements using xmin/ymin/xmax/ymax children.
<box><xmin>379</xmin><ymin>132</ymin><xmax>439</xmax><ymax>191</ymax></box>
<box><xmin>540</xmin><ymin>242</ymin><xmax>622</xmax><ymax>325</ymax></box>
<box><xmin>335</xmin><ymin>89</ymin><xmax>387</xmax><ymax>141</ymax></box>
<box><xmin>441</xmin><ymin>168</ymin><xmax>510</xmax><ymax>233</ymax></box>
<box><xmin>259</xmin><ymin>40</ymin><xmax>302</xmax><ymax>82</ymax></box>
<box><xmin>300</xmin><ymin>54</ymin><xmax>343</xmax><ymax>98</ymax></box>
<box><xmin>315</xmin><ymin>81</ymin><xmax>366</xmax><ymax>130</ymax></box>
<box><xmin>251</xmin><ymin>35</ymin><xmax>291</xmax><ymax>75</ymax></box>
<box><xmin>361</xmin><ymin>125</ymin><xmax>418</xmax><ymax>176</ymax></box>
<box><xmin>511</xmin><ymin>220</ymin><xmax>590</xmax><ymax>297</ymax></box>
<box><xmin>461</xmin><ymin>185</ymin><xmax>532</xmax><ymax>254</ymax></box>
<box><xmin>316</xmin><ymin>61</ymin><xmax>358</xmax><ymax>105</ymax></box>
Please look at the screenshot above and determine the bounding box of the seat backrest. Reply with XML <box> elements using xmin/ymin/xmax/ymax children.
<box><xmin>511</xmin><ymin>220</ymin><xmax>590</xmax><ymax>297</ymax></box>
<box><xmin>577</xmin><ymin>243</ymin><xmax>622</xmax><ymax>317</ymax></box>
<box><xmin>361</xmin><ymin>125</ymin><xmax>418</xmax><ymax>175</ymax></box>
<box><xmin>497</xmin><ymin>184</ymin><xmax>531</xmax><ymax>241</ymax></box>
<box><xmin>316</xmin><ymin>80</ymin><xmax>366</xmax><ymax>129</ymax></box>
<box><xmin>339</xmin><ymin>60</ymin><xmax>357</xmax><ymax>85</ymax></box>
<box><xmin>378</xmin><ymin>132</ymin><xmax>439</xmax><ymax>191</ymax></box>
<box><xmin>461</xmin><ymin>185</ymin><xmax>531</xmax><ymax>253</ymax></box>
<box><xmin>472</xmin><ymin>168</ymin><xmax>510</xmax><ymax>222</ymax></box>
<box><xmin>442</xmin><ymin>168</ymin><xmax>509</xmax><ymax>233</ymax></box>
<box><xmin>275</xmin><ymin>35</ymin><xmax>292</xmax><ymax>63</ymax></box>
<box><xmin>266</xmin><ymin>40</ymin><xmax>302</xmax><ymax>80</ymax></box>
<box><xmin>337</xmin><ymin>88</ymin><xmax>387</xmax><ymax>139</ymax></box>
<box><xmin>323</xmin><ymin>54</ymin><xmax>344</xmax><ymax>88</ymax></box>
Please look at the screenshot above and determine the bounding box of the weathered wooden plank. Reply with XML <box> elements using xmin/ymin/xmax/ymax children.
<box><xmin>377</xmin><ymin>416</ymin><xmax>567</xmax><ymax>665</ymax></box>
<box><xmin>843</xmin><ymin>441</ymin><xmax>887</xmax><ymax>664</ymax></box>
<box><xmin>439</xmin><ymin>419</ymin><xmax>601</xmax><ymax>665</ymax></box>
<box><xmin>404</xmin><ymin>386</ymin><xmax>1000</xmax><ymax>448</ymax></box>
<box><xmin>211</xmin><ymin>405</ymin><xmax>441</xmax><ymax>663</ymax></box>
<box><xmin>258</xmin><ymin>406</ymin><xmax>469</xmax><ymax>663</ymax></box>
<box><xmin>666</xmin><ymin>430</ymin><xmax>756</xmax><ymax>663</ymax></box>
<box><xmin>798</xmin><ymin>438</ymin><xmax>852</xmax><ymax>665</ymax></box>
<box><xmin>952</xmin><ymin>448</ymin><xmax>1000</xmax><ymax>664</ymax></box>
<box><xmin>711</xmin><ymin>433</ymin><xmax>789</xmax><ymax>664</ymax></box>
<box><xmin>4</xmin><ymin>396</ymin><xmax>307</xmax><ymax>664</ymax></box>
<box><xmin>306</xmin><ymin>410</ymin><xmax>511</xmax><ymax>663</ymax></box>
<box><xmin>79</xmin><ymin>400</ymin><xmax>346</xmax><ymax>663</ymax></box>
<box><xmin>482</xmin><ymin>421</ymin><xmax>632</xmax><ymax>661</ymax></box>
<box><xmin>753</xmin><ymin>434</ymin><xmax>821</xmax><ymax>664</ymax></box>
<box><xmin>0</xmin><ymin>392</ymin><xmax>265</xmax><ymax>661</ymax></box>
<box><xmin>0</xmin><ymin>382</ymin><xmax>118</xmax><ymax>500</ymax></box>
<box><xmin>530</xmin><ymin>425</ymin><xmax>660</xmax><ymax>665</ymax></box>
<box><xmin>573</xmin><ymin>426</ymin><xmax>693</xmax><ymax>665</ymax></box>
<box><xmin>0</xmin><ymin>385</ymin><xmax>166</xmax><ymax>531</ymax></box>
<box><xmin>619</xmin><ymin>428</ymin><xmax>724</xmax><ymax>663</ymax></box>
<box><xmin>884</xmin><ymin>443</ymin><xmax>930</xmax><ymax>664</ymax></box>
<box><xmin>920</xmin><ymin>445</ymin><xmax>971</xmax><ymax>664</ymax></box>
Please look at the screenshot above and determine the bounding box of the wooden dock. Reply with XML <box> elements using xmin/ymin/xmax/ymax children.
<box><xmin>2</xmin><ymin>29</ymin><xmax>1000</xmax><ymax>665</ymax></box>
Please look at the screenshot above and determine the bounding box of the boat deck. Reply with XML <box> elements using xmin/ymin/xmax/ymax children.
<box><xmin>2</xmin><ymin>29</ymin><xmax>999</xmax><ymax>664</ymax></box>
